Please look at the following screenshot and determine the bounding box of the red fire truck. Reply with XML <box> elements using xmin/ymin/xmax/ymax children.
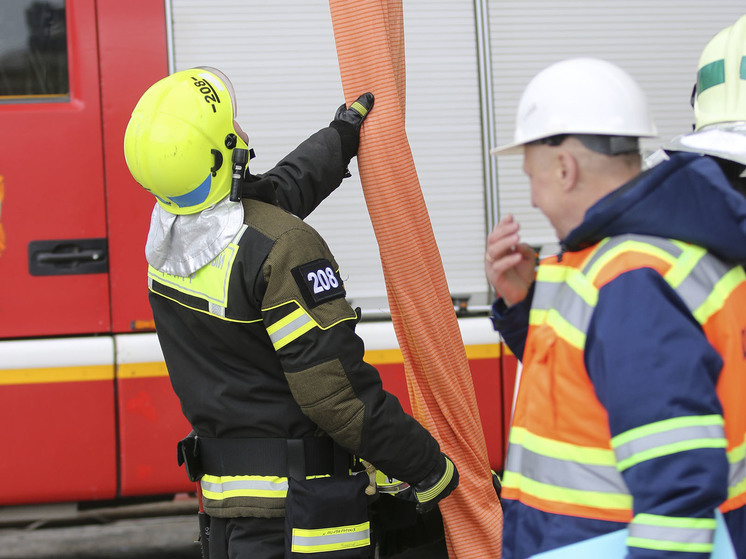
<box><xmin>0</xmin><ymin>0</ymin><xmax>516</xmax><ymax>517</ymax></box>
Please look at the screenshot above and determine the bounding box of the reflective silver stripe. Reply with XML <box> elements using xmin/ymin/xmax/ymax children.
<box><xmin>267</xmin><ymin>310</ymin><xmax>313</xmax><ymax>347</ymax></box>
<box><xmin>581</xmin><ymin>234</ymin><xmax>682</xmax><ymax>275</ymax></box>
<box><xmin>613</xmin><ymin>423</ymin><xmax>727</xmax><ymax>468</ymax></box>
<box><xmin>629</xmin><ymin>521</ymin><xmax>714</xmax><ymax>546</ymax></box>
<box><xmin>505</xmin><ymin>442</ymin><xmax>628</xmax><ymax>495</ymax></box>
<box><xmin>674</xmin><ymin>251</ymin><xmax>732</xmax><ymax>311</ymax></box>
<box><xmin>291</xmin><ymin>524</ymin><xmax>370</xmax><ymax>551</ymax></box>
<box><xmin>731</xmin><ymin>455</ymin><xmax>746</xmax><ymax>490</ymax></box>
<box><xmin>532</xmin><ymin>278</ymin><xmax>595</xmax><ymax>335</ymax></box>
<box><xmin>209</xmin><ymin>301</ymin><xmax>226</xmax><ymax>317</ymax></box>
<box><xmin>201</xmin><ymin>477</ymin><xmax>288</xmax><ymax>497</ymax></box>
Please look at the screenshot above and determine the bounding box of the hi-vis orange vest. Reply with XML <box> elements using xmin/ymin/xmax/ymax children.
<box><xmin>502</xmin><ymin>234</ymin><xmax>746</xmax><ymax>524</ymax></box>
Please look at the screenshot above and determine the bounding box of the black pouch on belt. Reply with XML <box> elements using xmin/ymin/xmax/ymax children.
<box><xmin>284</xmin><ymin>440</ymin><xmax>370</xmax><ymax>558</ymax></box>
<box><xmin>176</xmin><ymin>431</ymin><xmax>204</xmax><ymax>482</ymax></box>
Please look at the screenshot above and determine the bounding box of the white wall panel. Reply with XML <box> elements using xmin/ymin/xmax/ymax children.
<box><xmin>168</xmin><ymin>0</ymin><xmax>489</xmax><ymax>313</ymax></box>
<box><xmin>488</xmin><ymin>1</ymin><xmax>745</xmax><ymax>252</ymax></box>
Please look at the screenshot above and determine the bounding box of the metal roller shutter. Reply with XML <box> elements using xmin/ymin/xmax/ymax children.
<box><xmin>488</xmin><ymin>1</ymin><xmax>746</xmax><ymax>254</ymax></box>
<box><xmin>168</xmin><ymin>0</ymin><xmax>488</xmax><ymax>314</ymax></box>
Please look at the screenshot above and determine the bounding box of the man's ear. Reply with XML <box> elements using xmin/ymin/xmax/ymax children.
<box><xmin>556</xmin><ymin>150</ymin><xmax>578</xmax><ymax>192</ymax></box>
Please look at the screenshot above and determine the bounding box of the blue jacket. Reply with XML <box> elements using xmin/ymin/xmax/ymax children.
<box><xmin>493</xmin><ymin>152</ymin><xmax>746</xmax><ymax>559</ymax></box>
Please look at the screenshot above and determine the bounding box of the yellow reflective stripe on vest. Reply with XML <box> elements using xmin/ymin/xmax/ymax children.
<box><xmin>503</xmin><ymin>427</ymin><xmax>631</xmax><ymax>510</ymax></box>
<box><xmin>531</xmin><ymin>265</ymin><xmax>596</xmax><ymax>350</ymax></box>
<box><xmin>692</xmin><ymin>265</ymin><xmax>746</xmax><ymax>324</ymax></box>
<box><xmin>265</xmin><ymin>305</ymin><xmax>319</xmax><ymax>350</ymax></box>
<box><xmin>612</xmin><ymin>415</ymin><xmax>727</xmax><ymax>471</ymax></box>
<box><xmin>583</xmin><ymin>235</ymin><xmax>744</xmax><ymax>324</ymax></box>
<box><xmin>662</xmin><ymin>240</ymin><xmax>705</xmax><ymax>287</ymax></box>
<box><xmin>582</xmin><ymin>235</ymin><xmax>681</xmax><ymax>281</ymax></box>
<box><xmin>291</xmin><ymin>522</ymin><xmax>371</xmax><ymax>554</ymax></box>
<box><xmin>628</xmin><ymin>514</ymin><xmax>716</xmax><ymax>554</ymax></box>
<box><xmin>148</xmin><ymin>224</ymin><xmax>248</xmax><ymax>318</ymax></box>
<box><xmin>728</xmin><ymin>436</ymin><xmax>746</xmax><ymax>501</ymax></box>
<box><xmin>502</xmin><ymin>471</ymin><xmax>632</xmax><ymax>511</ymax></box>
<box><xmin>201</xmin><ymin>474</ymin><xmax>289</xmax><ymax>499</ymax></box>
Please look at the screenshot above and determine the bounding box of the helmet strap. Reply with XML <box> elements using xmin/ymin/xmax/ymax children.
<box><xmin>574</xmin><ymin>134</ymin><xmax>639</xmax><ymax>155</ymax></box>
<box><xmin>210</xmin><ymin>149</ymin><xmax>223</xmax><ymax>177</ymax></box>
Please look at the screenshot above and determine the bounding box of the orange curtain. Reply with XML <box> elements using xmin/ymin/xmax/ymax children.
<box><xmin>328</xmin><ymin>2</ymin><xmax>503</xmax><ymax>556</ymax></box>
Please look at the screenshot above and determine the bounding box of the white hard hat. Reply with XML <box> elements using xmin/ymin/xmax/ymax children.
<box><xmin>492</xmin><ymin>57</ymin><xmax>657</xmax><ymax>155</ymax></box>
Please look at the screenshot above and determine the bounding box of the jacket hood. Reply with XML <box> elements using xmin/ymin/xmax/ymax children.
<box><xmin>564</xmin><ymin>151</ymin><xmax>746</xmax><ymax>263</ymax></box>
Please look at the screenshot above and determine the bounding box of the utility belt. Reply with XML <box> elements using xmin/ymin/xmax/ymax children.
<box><xmin>178</xmin><ymin>432</ymin><xmax>371</xmax><ymax>558</ymax></box>
<box><xmin>177</xmin><ymin>432</ymin><xmax>350</xmax><ymax>482</ymax></box>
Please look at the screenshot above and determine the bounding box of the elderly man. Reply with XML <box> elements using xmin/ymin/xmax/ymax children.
<box><xmin>486</xmin><ymin>57</ymin><xmax>746</xmax><ymax>558</ymax></box>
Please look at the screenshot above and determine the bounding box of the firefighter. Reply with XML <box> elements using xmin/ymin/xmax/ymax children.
<box><xmin>123</xmin><ymin>67</ymin><xmax>457</xmax><ymax>559</ymax></box>
<box><xmin>486</xmin><ymin>57</ymin><xmax>746</xmax><ymax>558</ymax></box>
<box><xmin>652</xmin><ymin>14</ymin><xmax>746</xmax><ymax>198</ymax></box>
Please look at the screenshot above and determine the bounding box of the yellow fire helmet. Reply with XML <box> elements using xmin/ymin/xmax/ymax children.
<box><xmin>693</xmin><ymin>14</ymin><xmax>746</xmax><ymax>130</ymax></box>
<box><xmin>124</xmin><ymin>67</ymin><xmax>249</xmax><ymax>215</ymax></box>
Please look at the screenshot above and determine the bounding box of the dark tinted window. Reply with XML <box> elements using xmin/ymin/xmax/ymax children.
<box><xmin>0</xmin><ymin>1</ymin><xmax>68</xmax><ymax>101</ymax></box>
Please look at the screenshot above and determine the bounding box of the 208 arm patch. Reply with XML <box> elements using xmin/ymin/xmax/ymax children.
<box><xmin>292</xmin><ymin>258</ymin><xmax>346</xmax><ymax>308</ymax></box>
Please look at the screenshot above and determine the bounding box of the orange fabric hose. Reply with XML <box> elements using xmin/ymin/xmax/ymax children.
<box><xmin>328</xmin><ymin>2</ymin><xmax>503</xmax><ymax>557</ymax></box>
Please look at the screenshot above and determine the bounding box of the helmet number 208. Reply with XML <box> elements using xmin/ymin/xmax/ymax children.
<box><xmin>307</xmin><ymin>267</ymin><xmax>339</xmax><ymax>294</ymax></box>
<box><xmin>191</xmin><ymin>78</ymin><xmax>220</xmax><ymax>112</ymax></box>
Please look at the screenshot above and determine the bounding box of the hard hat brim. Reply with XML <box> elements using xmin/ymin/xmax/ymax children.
<box><xmin>490</xmin><ymin>141</ymin><xmax>526</xmax><ymax>156</ymax></box>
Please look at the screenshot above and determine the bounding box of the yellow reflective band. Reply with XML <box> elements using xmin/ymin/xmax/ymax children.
<box><xmin>663</xmin><ymin>243</ymin><xmax>705</xmax><ymax>288</ymax></box>
<box><xmin>729</xmin><ymin>437</ymin><xmax>746</xmax><ymax>464</ymax></box>
<box><xmin>585</xmin><ymin>240</ymin><xmax>677</xmax><ymax>284</ymax></box>
<box><xmin>536</xmin><ymin>265</ymin><xmax>598</xmax><ymax>305</ymax></box>
<box><xmin>567</xmin><ymin>274</ymin><xmax>598</xmax><ymax>307</ymax></box>
<box><xmin>612</xmin><ymin>415</ymin><xmax>724</xmax><ymax>447</ymax></box>
<box><xmin>634</xmin><ymin>513</ymin><xmax>716</xmax><ymax>530</ymax></box>
<box><xmin>502</xmin><ymin>471</ymin><xmax>632</xmax><ymax>510</ymax></box>
<box><xmin>416</xmin><ymin>458</ymin><xmax>454</xmax><ymax>503</ymax></box>
<box><xmin>266</xmin><ymin>307</ymin><xmax>318</xmax><ymax>350</ymax></box>
<box><xmin>535</xmin><ymin>264</ymin><xmax>573</xmax><ymax>283</ymax></box>
<box><xmin>729</xmin><ymin>473</ymin><xmax>746</xmax><ymax>501</ymax></box>
<box><xmin>618</xmin><ymin>438</ymin><xmax>727</xmax><ymax>471</ymax></box>
<box><xmin>147</xmin><ymin>284</ymin><xmax>261</xmax><ymax>323</ymax></box>
<box><xmin>529</xmin><ymin>308</ymin><xmax>586</xmax><ymax>350</ymax></box>
<box><xmin>629</xmin><ymin>514</ymin><xmax>717</xmax><ymax>554</ymax></box>
<box><xmin>510</xmin><ymin>427</ymin><xmax>617</xmax><ymax>466</ymax></box>
<box><xmin>693</xmin><ymin>265</ymin><xmax>746</xmax><ymax>323</ymax></box>
<box><xmin>201</xmin><ymin>474</ymin><xmax>289</xmax><ymax>500</ymax></box>
<box><xmin>291</xmin><ymin>522</ymin><xmax>370</xmax><ymax>554</ymax></box>
<box><xmin>627</xmin><ymin>538</ymin><xmax>713</xmax><ymax>554</ymax></box>
<box><xmin>728</xmin><ymin>437</ymin><xmax>746</xmax><ymax>500</ymax></box>
<box><xmin>201</xmin><ymin>473</ymin><xmax>332</xmax><ymax>501</ymax></box>
<box><xmin>613</xmin><ymin>415</ymin><xmax>726</xmax><ymax>471</ymax></box>
<box><xmin>349</xmin><ymin>101</ymin><xmax>369</xmax><ymax>117</ymax></box>
<box><xmin>147</xmin><ymin>238</ymin><xmax>240</xmax><ymax>309</ymax></box>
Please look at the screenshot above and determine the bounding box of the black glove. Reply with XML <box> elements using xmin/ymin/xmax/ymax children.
<box><xmin>399</xmin><ymin>453</ymin><xmax>459</xmax><ymax>514</ymax></box>
<box><xmin>329</xmin><ymin>92</ymin><xmax>374</xmax><ymax>165</ymax></box>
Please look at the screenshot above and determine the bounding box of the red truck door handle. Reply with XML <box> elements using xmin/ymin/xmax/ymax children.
<box><xmin>28</xmin><ymin>238</ymin><xmax>108</xmax><ymax>276</ymax></box>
